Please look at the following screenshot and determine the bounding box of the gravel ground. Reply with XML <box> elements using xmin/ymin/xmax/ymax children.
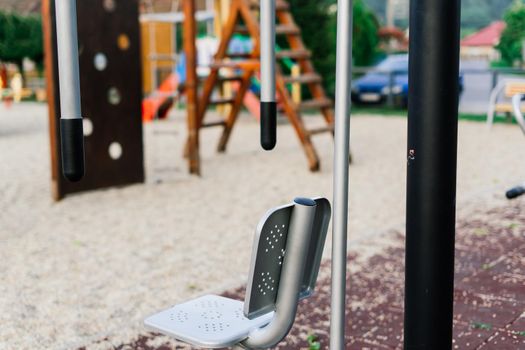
<box><xmin>0</xmin><ymin>103</ymin><xmax>524</xmax><ymax>350</ymax></box>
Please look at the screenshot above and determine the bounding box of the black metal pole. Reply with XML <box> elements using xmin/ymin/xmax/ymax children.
<box><xmin>404</xmin><ymin>0</ymin><xmax>461</xmax><ymax>349</ymax></box>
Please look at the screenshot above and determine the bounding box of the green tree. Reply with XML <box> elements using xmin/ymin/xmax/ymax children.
<box><xmin>0</xmin><ymin>11</ymin><xmax>44</xmax><ymax>81</ymax></box>
<box><xmin>286</xmin><ymin>0</ymin><xmax>337</xmax><ymax>95</ymax></box>
<box><xmin>352</xmin><ymin>0</ymin><xmax>380</xmax><ymax>66</ymax></box>
<box><xmin>497</xmin><ymin>0</ymin><xmax>525</xmax><ymax>66</ymax></box>
<box><xmin>287</xmin><ymin>0</ymin><xmax>379</xmax><ymax>96</ymax></box>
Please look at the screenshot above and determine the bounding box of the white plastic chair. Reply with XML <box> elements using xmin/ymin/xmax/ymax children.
<box><xmin>487</xmin><ymin>79</ymin><xmax>525</xmax><ymax>128</ymax></box>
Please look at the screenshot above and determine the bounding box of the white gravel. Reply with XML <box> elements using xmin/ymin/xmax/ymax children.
<box><xmin>0</xmin><ymin>103</ymin><xmax>523</xmax><ymax>350</ymax></box>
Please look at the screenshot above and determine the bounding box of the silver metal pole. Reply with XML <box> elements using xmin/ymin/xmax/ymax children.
<box><xmin>331</xmin><ymin>1</ymin><xmax>353</xmax><ymax>349</ymax></box>
<box><xmin>260</xmin><ymin>0</ymin><xmax>276</xmax><ymax>103</ymax></box>
<box><xmin>55</xmin><ymin>0</ymin><xmax>82</xmax><ymax>120</ymax></box>
<box><xmin>55</xmin><ymin>0</ymin><xmax>85</xmax><ymax>182</ymax></box>
<box><xmin>260</xmin><ymin>0</ymin><xmax>277</xmax><ymax>150</ymax></box>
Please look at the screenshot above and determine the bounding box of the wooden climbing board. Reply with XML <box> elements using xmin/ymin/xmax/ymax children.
<box><xmin>43</xmin><ymin>0</ymin><xmax>145</xmax><ymax>200</ymax></box>
<box><xmin>188</xmin><ymin>0</ymin><xmax>336</xmax><ymax>172</ymax></box>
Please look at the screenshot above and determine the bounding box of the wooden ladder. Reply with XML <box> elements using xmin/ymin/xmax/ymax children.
<box><xmin>191</xmin><ymin>0</ymin><xmax>335</xmax><ymax>171</ymax></box>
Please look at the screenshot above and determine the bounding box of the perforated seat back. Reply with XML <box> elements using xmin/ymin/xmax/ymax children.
<box><xmin>244</xmin><ymin>197</ymin><xmax>331</xmax><ymax>319</ymax></box>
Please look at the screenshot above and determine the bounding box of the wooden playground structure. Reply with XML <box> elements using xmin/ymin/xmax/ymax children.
<box><xmin>43</xmin><ymin>0</ymin><xmax>336</xmax><ymax>199</ymax></box>
<box><xmin>181</xmin><ymin>0</ymin><xmax>336</xmax><ymax>174</ymax></box>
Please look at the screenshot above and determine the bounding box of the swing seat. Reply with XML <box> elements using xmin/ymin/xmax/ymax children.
<box><xmin>145</xmin><ymin>197</ymin><xmax>331</xmax><ymax>349</ymax></box>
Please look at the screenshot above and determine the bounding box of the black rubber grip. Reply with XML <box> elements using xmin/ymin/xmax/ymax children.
<box><xmin>506</xmin><ymin>186</ymin><xmax>525</xmax><ymax>199</ymax></box>
<box><xmin>60</xmin><ymin>118</ymin><xmax>85</xmax><ymax>182</ymax></box>
<box><xmin>261</xmin><ymin>101</ymin><xmax>277</xmax><ymax>151</ymax></box>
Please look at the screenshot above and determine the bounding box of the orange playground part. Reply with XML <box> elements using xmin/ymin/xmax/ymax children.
<box><xmin>142</xmin><ymin>70</ymin><xmax>262</xmax><ymax>122</ymax></box>
<box><xmin>242</xmin><ymin>88</ymin><xmax>260</xmax><ymax>119</ymax></box>
<box><xmin>142</xmin><ymin>73</ymin><xmax>180</xmax><ymax>122</ymax></box>
<box><xmin>230</xmin><ymin>80</ymin><xmax>260</xmax><ymax>119</ymax></box>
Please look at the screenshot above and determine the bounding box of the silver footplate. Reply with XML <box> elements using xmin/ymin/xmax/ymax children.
<box><xmin>144</xmin><ymin>295</ymin><xmax>274</xmax><ymax>348</ymax></box>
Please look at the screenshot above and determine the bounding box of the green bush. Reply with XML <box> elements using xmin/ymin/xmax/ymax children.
<box><xmin>0</xmin><ymin>11</ymin><xmax>44</xmax><ymax>79</ymax></box>
<box><xmin>287</xmin><ymin>0</ymin><xmax>379</xmax><ymax>96</ymax></box>
<box><xmin>285</xmin><ymin>0</ymin><xmax>337</xmax><ymax>95</ymax></box>
<box><xmin>352</xmin><ymin>0</ymin><xmax>380</xmax><ymax>66</ymax></box>
<box><xmin>497</xmin><ymin>1</ymin><xmax>525</xmax><ymax>66</ymax></box>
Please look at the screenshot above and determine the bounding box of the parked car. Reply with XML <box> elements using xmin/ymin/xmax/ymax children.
<box><xmin>351</xmin><ymin>54</ymin><xmax>463</xmax><ymax>107</ymax></box>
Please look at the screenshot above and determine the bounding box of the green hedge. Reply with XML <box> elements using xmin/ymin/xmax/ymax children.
<box><xmin>497</xmin><ymin>1</ymin><xmax>525</xmax><ymax>67</ymax></box>
<box><xmin>0</xmin><ymin>11</ymin><xmax>43</xmax><ymax>76</ymax></box>
<box><xmin>287</xmin><ymin>0</ymin><xmax>379</xmax><ymax>96</ymax></box>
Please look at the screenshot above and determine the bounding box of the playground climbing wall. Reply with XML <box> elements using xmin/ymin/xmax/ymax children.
<box><xmin>43</xmin><ymin>0</ymin><xmax>145</xmax><ymax>200</ymax></box>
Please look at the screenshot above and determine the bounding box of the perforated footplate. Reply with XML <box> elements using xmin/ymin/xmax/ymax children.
<box><xmin>144</xmin><ymin>295</ymin><xmax>274</xmax><ymax>348</ymax></box>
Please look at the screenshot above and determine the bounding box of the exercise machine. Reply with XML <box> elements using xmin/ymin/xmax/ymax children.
<box><xmin>54</xmin><ymin>0</ymin><xmax>350</xmax><ymax>347</ymax></box>
<box><xmin>54</xmin><ymin>0</ymin><xmax>461</xmax><ymax>348</ymax></box>
<box><xmin>505</xmin><ymin>94</ymin><xmax>525</xmax><ymax>200</ymax></box>
<box><xmin>145</xmin><ymin>197</ymin><xmax>331</xmax><ymax>348</ymax></box>
<box><xmin>144</xmin><ymin>0</ymin><xmax>351</xmax><ymax>346</ymax></box>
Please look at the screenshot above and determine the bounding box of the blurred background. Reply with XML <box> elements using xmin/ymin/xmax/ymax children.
<box><xmin>2</xmin><ymin>0</ymin><xmax>525</xmax><ymax>112</ymax></box>
<box><xmin>1</xmin><ymin>1</ymin><xmax>524</xmax><ymax>349</ymax></box>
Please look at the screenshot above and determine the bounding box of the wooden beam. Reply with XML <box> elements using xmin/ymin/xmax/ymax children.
<box><xmin>183</xmin><ymin>0</ymin><xmax>200</xmax><ymax>175</ymax></box>
<box><xmin>42</xmin><ymin>0</ymin><xmax>62</xmax><ymax>200</ymax></box>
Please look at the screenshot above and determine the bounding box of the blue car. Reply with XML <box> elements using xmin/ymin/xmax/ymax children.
<box><xmin>351</xmin><ymin>54</ymin><xmax>463</xmax><ymax>107</ymax></box>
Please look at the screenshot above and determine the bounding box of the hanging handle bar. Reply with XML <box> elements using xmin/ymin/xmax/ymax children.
<box><xmin>55</xmin><ymin>0</ymin><xmax>85</xmax><ymax>182</ymax></box>
<box><xmin>260</xmin><ymin>0</ymin><xmax>277</xmax><ymax>150</ymax></box>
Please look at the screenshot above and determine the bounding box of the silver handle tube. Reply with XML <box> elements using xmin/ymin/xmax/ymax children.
<box><xmin>260</xmin><ymin>0</ymin><xmax>277</xmax><ymax>150</ymax></box>
<box><xmin>55</xmin><ymin>0</ymin><xmax>82</xmax><ymax>119</ymax></box>
<box><xmin>243</xmin><ymin>198</ymin><xmax>317</xmax><ymax>349</ymax></box>
<box><xmin>331</xmin><ymin>1</ymin><xmax>353</xmax><ymax>349</ymax></box>
<box><xmin>512</xmin><ymin>94</ymin><xmax>525</xmax><ymax>135</ymax></box>
<box><xmin>55</xmin><ymin>0</ymin><xmax>85</xmax><ymax>182</ymax></box>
